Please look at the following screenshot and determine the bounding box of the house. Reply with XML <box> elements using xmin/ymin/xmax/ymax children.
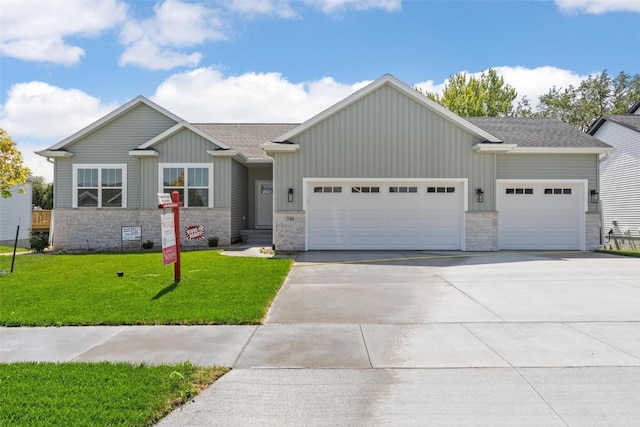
<box><xmin>0</xmin><ymin>180</ymin><xmax>33</xmax><ymax>247</ymax></box>
<box><xmin>37</xmin><ymin>74</ymin><xmax>612</xmax><ymax>252</ymax></box>
<box><xmin>587</xmin><ymin>101</ymin><xmax>640</xmax><ymax>237</ymax></box>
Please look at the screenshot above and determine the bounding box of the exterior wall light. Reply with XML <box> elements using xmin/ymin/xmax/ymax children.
<box><xmin>476</xmin><ymin>188</ymin><xmax>484</xmax><ymax>203</ymax></box>
<box><xmin>288</xmin><ymin>188</ymin><xmax>294</xmax><ymax>203</ymax></box>
<box><xmin>590</xmin><ymin>189</ymin><xmax>599</xmax><ymax>203</ymax></box>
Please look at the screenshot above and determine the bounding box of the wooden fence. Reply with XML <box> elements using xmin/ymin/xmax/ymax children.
<box><xmin>31</xmin><ymin>210</ymin><xmax>51</xmax><ymax>233</ymax></box>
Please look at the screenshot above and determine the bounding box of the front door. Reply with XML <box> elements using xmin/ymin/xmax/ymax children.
<box><xmin>256</xmin><ymin>180</ymin><xmax>273</xmax><ymax>229</ymax></box>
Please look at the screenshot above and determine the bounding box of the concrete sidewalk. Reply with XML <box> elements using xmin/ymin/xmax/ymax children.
<box><xmin>2</xmin><ymin>251</ymin><xmax>640</xmax><ymax>425</ymax></box>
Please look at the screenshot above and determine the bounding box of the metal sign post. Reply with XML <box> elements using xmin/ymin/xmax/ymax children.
<box><xmin>158</xmin><ymin>191</ymin><xmax>183</xmax><ymax>283</ymax></box>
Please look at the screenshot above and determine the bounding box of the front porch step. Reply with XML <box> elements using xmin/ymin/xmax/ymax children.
<box><xmin>240</xmin><ymin>229</ymin><xmax>273</xmax><ymax>244</ymax></box>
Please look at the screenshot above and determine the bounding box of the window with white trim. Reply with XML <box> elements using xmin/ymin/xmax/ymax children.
<box><xmin>160</xmin><ymin>163</ymin><xmax>212</xmax><ymax>207</ymax></box>
<box><xmin>73</xmin><ymin>164</ymin><xmax>126</xmax><ymax>208</ymax></box>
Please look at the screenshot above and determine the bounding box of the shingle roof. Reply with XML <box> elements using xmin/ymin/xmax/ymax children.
<box><xmin>466</xmin><ymin>117</ymin><xmax>611</xmax><ymax>148</ymax></box>
<box><xmin>596</xmin><ymin>115</ymin><xmax>640</xmax><ymax>133</ymax></box>
<box><xmin>193</xmin><ymin>123</ymin><xmax>299</xmax><ymax>159</ymax></box>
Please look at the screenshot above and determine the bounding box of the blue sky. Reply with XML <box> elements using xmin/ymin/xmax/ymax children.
<box><xmin>1</xmin><ymin>0</ymin><xmax>639</xmax><ymax>181</ymax></box>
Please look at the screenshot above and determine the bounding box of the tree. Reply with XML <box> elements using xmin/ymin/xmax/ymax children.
<box><xmin>425</xmin><ymin>68</ymin><xmax>517</xmax><ymax>117</ymax></box>
<box><xmin>536</xmin><ymin>71</ymin><xmax>640</xmax><ymax>131</ymax></box>
<box><xmin>32</xmin><ymin>177</ymin><xmax>53</xmax><ymax>209</ymax></box>
<box><xmin>0</xmin><ymin>128</ymin><xmax>31</xmax><ymax>198</ymax></box>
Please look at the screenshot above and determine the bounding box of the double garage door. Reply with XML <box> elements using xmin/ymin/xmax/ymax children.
<box><xmin>306</xmin><ymin>180</ymin><xmax>464</xmax><ymax>250</ymax></box>
<box><xmin>497</xmin><ymin>181</ymin><xmax>585</xmax><ymax>250</ymax></box>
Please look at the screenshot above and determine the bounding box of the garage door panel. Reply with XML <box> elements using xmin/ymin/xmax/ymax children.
<box><xmin>498</xmin><ymin>182</ymin><xmax>583</xmax><ymax>250</ymax></box>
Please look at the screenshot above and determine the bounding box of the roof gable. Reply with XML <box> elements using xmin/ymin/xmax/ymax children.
<box><xmin>41</xmin><ymin>96</ymin><xmax>183</xmax><ymax>152</ymax></box>
<box><xmin>134</xmin><ymin>121</ymin><xmax>230</xmax><ymax>151</ymax></box>
<box><xmin>272</xmin><ymin>74</ymin><xmax>501</xmax><ymax>144</ymax></box>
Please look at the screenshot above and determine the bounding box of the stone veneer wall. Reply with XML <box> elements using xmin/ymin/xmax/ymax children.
<box><xmin>465</xmin><ymin>211</ymin><xmax>498</xmax><ymax>251</ymax></box>
<box><xmin>585</xmin><ymin>212</ymin><xmax>603</xmax><ymax>250</ymax></box>
<box><xmin>274</xmin><ymin>211</ymin><xmax>305</xmax><ymax>251</ymax></box>
<box><xmin>51</xmin><ymin>208</ymin><xmax>231</xmax><ymax>251</ymax></box>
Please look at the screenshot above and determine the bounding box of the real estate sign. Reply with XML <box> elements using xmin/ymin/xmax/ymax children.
<box><xmin>185</xmin><ymin>225</ymin><xmax>205</xmax><ymax>240</ymax></box>
<box><xmin>121</xmin><ymin>226</ymin><xmax>142</xmax><ymax>241</ymax></box>
<box><xmin>161</xmin><ymin>212</ymin><xmax>177</xmax><ymax>266</ymax></box>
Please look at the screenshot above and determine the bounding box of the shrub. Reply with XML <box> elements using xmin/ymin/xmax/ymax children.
<box><xmin>207</xmin><ymin>236</ymin><xmax>219</xmax><ymax>247</ymax></box>
<box><xmin>142</xmin><ymin>240</ymin><xmax>154</xmax><ymax>249</ymax></box>
<box><xmin>29</xmin><ymin>232</ymin><xmax>49</xmax><ymax>253</ymax></box>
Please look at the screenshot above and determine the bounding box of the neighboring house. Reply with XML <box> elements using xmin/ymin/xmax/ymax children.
<box><xmin>0</xmin><ymin>180</ymin><xmax>33</xmax><ymax>247</ymax></box>
<box><xmin>587</xmin><ymin>101</ymin><xmax>640</xmax><ymax>237</ymax></box>
<box><xmin>38</xmin><ymin>74</ymin><xmax>612</xmax><ymax>252</ymax></box>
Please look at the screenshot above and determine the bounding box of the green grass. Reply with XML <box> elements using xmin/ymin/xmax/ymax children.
<box><xmin>0</xmin><ymin>245</ymin><xmax>29</xmax><ymax>254</ymax></box>
<box><xmin>0</xmin><ymin>251</ymin><xmax>292</xmax><ymax>326</ymax></box>
<box><xmin>597</xmin><ymin>249</ymin><xmax>640</xmax><ymax>258</ymax></box>
<box><xmin>0</xmin><ymin>361</ymin><xmax>228</xmax><ymax>426</ymax></box>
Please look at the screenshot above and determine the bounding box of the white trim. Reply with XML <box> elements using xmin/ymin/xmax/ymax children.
<box><xmin>72</xmin><ymin>164</ymin><xmax>128</xmax><ymax>208</ymax></box>
<box><xmin>261</xmin><ymin>142</ymin><xmax>300</xmax><ymax>153</ymax></box>
<box><xmin>496</xmin><ymin>179</ymin><xmax>587</xmax><ymax>250</ymax></box>
<box><xmin>34</xmin><ymin>150</ymin><xmax>74</xmax><ymax>157</ymax></box>
<box><xmin>128</xmin><ymin>150</ymin><xmax>158</xmax><ymax>157</ymax></box>
<box><xmin>207</xmin><ymin>149</ymin><xmax>249</xmax><ymax>163</ymax></box>
<box><xmin>138</xmin><ymin>122</ymin><xmax>230</xmax><ymax>150</ymax></box>
<box><xmin>158</xmin><ymin>163</ymin><xmax>214</xmax><ymax>208</ymax></box>
<box><xmin>472</xmin><ymin>143</ymin><xmax>518</xmax><ymax>153</ymax></box>
<box><xmin>507</xmin><ymin>147</ymin><xmax>614</xmax><ymax>154</ymax></box>
<box><xmin>302</xmin><ymin>177</ymin><xmax>468</xmax><ymax>251</ymax></box>
<box><xmin>44</xmin><ymin>96</ymin><xmax>183</xmax><ymax>152</ymax></box>
<box><xmin>273</xmin><ymin>74</ymin><xmax>502</xmax><ymax>144</ymax></box>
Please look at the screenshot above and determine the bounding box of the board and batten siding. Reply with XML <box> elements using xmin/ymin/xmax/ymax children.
<box><xmin>139</xmin><ymin>128</ymin><xmax>221</xmax><ymax>208</ymax></box>
<box><xmin>596</xmin><ymin>121</ymin><xmax>640</xmax><ymax>233</ymax></box>
<box><xmin>272</xmin><ymin>83</ymin><xmax>495</xmax><ymax>211</ymax></box>
<box><xmin>53</xmin><ymin>104</ymin><xmax>178</xmax><ymax>208</ymax></box>
<box><xmin>496</xmin><ymin>153</ymin><xmax>599</xmax><ymax>212</ymax></box>
<box><xmin>230</xmin><ymin>160</ymin><xmax>249</xmax><ymax>240</ymax></box>
<box><xmin>248</xmin><ymin>167</ymin><xmax>272</xmax><ymax>229</ymax></box>
<box><xmin>0</xmin><ymin>183</ymin><xmax>32</xmax><ymax>244</ymax></box>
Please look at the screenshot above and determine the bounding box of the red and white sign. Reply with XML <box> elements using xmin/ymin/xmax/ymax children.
<box><xmin>185</xmin><ymin>225</ymin><xmax>205</xmax><ymax>240</ymax></box>
<box><xmin>161</xmin><ymin>212</ymin><xmax>177</xmax><ymax>266</ymax></box>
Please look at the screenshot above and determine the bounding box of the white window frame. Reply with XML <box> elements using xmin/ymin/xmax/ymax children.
<box><xmin>159</xmin><ymin>163</ymin><xmax>213</xmax><ymax>208</ymax></box>
<box><xmin>72</xmin><ymin>164</ymin><xmax>127</xmax><ymax>208</ymax></box>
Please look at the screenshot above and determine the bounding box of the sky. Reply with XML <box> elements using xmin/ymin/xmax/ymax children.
<box><xmin>1</xmin><ymin>0</ymin><xmax>639</xmax><ymax>182</ymax></box>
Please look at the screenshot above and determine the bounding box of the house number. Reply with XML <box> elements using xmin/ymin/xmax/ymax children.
<box><xmin>286</xmin><ymin>216</ymin><xmax>295</xmax><ymax>221</ymax></box>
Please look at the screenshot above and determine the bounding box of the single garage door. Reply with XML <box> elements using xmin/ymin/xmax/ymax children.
<box><xmin>497</xmin><ymin>181</ymin><xmax>585</xmax><ymax>250</ymax></box>
<box><xmin>306</xmin><ymin>180</ymin><xmax>464</xmax><ymax>250</ymax></box>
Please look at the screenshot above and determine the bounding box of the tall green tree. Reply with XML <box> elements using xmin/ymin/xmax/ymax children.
<box><xmin>0</xmin><ymin>128</ymin><xmax>31</xmax><ymax>198</ymax></box>
<box><xmin>32</xmin><ymin>177</ymin><xmax>53</xmax><ymax>209</ymax></box>
<box><xmin>426</xmin><ymin>68</ymin><xmax>517</xmax><ymax>117</ymax></box>
<box><xmin>536</xmin><ymin>71</ymin><xmax>640</xmax><ymax>131</ymax></box>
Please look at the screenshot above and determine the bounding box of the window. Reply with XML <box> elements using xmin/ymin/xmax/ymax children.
<box><xmin>427</xmin><ymin>186</ymin><xmax>455</xmax><ymax>193</ymax></box>
<box><xmin>506</xmin><ymin>188</ymin><xmax>533</xmax><ymax>195</ymax></box>
<box><xmin>352</xmin><ymin>186</ymin><xmax>380</xmax><ymax>193</ymax></box>
<box><xmin>160</xmin><ymin>164</ymin><xmax>212</xmax><ymax>207</ymax></box>
<box><xmin>545</xmin><ymin>188</ymin><xmax>572</xmax><ymax>195</ymax></box>
<box><xmin>314</xmin><ymin>186</ymin><xmax>342</xmax><ymax>193</ymax></box>
<box><xmin>389</xmin><ymin>186</ymin><xmax>418</xmax><ymax>193</ymax></box>
<box><xmin>73</xmin><ymin>164</ymin><xmax>126</xmax><ymax>208</ymax></box>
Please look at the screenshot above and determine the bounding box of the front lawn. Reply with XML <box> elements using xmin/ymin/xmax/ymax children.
<box><xmin>0</xmin><ymin>361</ymin><xmax>228</xmax><ymax>426</ymax></box>
<box><xmin>597</xmin><ymin>249</ymin><xmax>640</xmax><ymax>258</ymax></box>
<box><xmin>0</xmin><ymin>251</ymin><xmax>292</xmax><ymax>326</ymax></box>
<box><xmin>0</xmin><ymin>245</ymin><xmax>29</xmax><ymax>254</ymax></box>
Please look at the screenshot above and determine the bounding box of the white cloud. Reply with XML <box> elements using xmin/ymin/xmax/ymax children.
<box><xmin>414</xmin><ymin>66</ymin><xmax>590</xmax><ymax>108</ymax></box>
<box><xmin>151</xmin><ymin>68</ymin><xmax>370</xmax><ymax>122</ymax></box>
<box><xmin>119</xmin><ymin>0</ymin><xmax>226</xmax><ymax>70</ymax></box>
<box><xmin>555</xmin><ymin>0</ymin><xmax>640</xmax><ymax>14</ymax></box>
<box><xmin>0</xmin><ymin>0</ymin><xmax>127</xmax><ymax>65</ymax></box>
<box><xmin>304</xmin><ymin>0</ymin><xmax>401</xmax><ymax>13</ymax></box>
<box><xmin>226</xmin><ymin>0</ymin><xmax>298</xmax><ymax>18</ymax></box>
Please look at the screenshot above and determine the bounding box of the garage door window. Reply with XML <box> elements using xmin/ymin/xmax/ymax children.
<box><xmin>545</xmin><ymin>188</ymin><xmax>572</xmax><ymax>195</ymax></box>
<box><xmin>389</xmin><ymin>186</ymin><xmax>418</xmax><ymax>193</ymax></box>
<box><xmin>352</xmin><ymin>186</ymin><xmax>380</xmax><ymax>193</ymax></box>
<box><xmin>427</xmin><ymin>187</ymin><xmax>455</xmax><ymax>193</ymax></box>
<box><xmin>314</xmin><ymin>186</ymin><xmax>342</xmax><ymax>193</ymax></box>
<box><xmin>505</xmin><ymin>188</ymin><xmax>533</xmax><ymax>195</ymax></box>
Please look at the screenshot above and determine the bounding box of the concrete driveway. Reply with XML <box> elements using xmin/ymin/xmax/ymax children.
<box><xmin>160</xmin><ymin>250</ymin><xmax>640</xmax><ymax>426</ymax></box>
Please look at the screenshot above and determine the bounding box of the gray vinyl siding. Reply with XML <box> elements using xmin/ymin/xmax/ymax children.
<box><xmin>139</xmin><ymin>128</ymin><xmax>220</xmax><ymax>208</ymax></box>
<box><xmin>272</xmin><ymin>83</ymin><xmax>494</xmax><ymax>211</ymax></box>
<box><xmin>248</xmin><ymin>167</ymin><xmax>273</xmax><ymax>228</ymax></box>
<box><xmin>497</xmin><ymin>153</ymin><xmax>599</xmax><ymax>212</ymax></box>
<box><xmin>596</xmin><ymin>121</ymin><xmax>640</xmax><ymax>233</ymax></box>
<box><xmin>231</xmin><ymin>160</ymin><xmax>248</xmax><ymax>240</ymax></box>
<box><xmin>54</xmin><ymin>104</ymin><xmax>177</xmax><ymax>208</ymax></box>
